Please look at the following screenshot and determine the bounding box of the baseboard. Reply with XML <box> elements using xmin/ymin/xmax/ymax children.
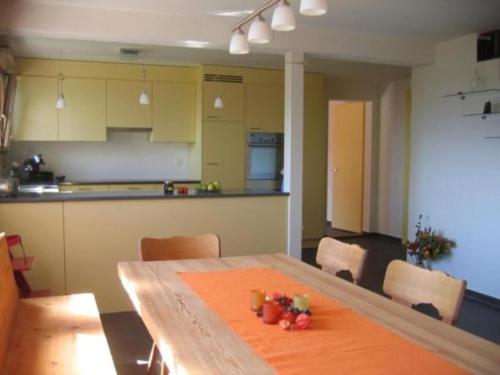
<box><xmin>465</xmin><ymin>290</ymin><xmax>500</xmax><ymax>309</ymax></box>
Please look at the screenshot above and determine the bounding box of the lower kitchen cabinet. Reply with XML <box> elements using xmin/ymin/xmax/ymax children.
<box><xmin>13</xmin><ymin>76</ymin><xmax>59</xmax><ymax>141</ymax></box>
<box><xmin>59</xmin><ymin>184</ymin><xmax>109</xmax><ymax>192</ymax></box>
<box><xmin>202</xmin><ymin>121</ymin><xmax>245</xmax><ymax>189</ymax></box>
<box><xmin>151</xmin><ymin>81</ymin><xmax>196</xmax><ymax>142</ymax></box>
<box><xmin>108</xmin><ymin>184</ymin><xmax>162</xmax><ymax>192</ymax></box>
<box><xmin>58</xmin><ymin>78</ymin><xmax>106</xmax><ymax>141</ymax></box>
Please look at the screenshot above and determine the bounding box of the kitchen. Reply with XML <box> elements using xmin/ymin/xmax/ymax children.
<box><xmin>0</xmin><ymin>54</ymin><xmax>326</xmax><ymax>312</ymax></box>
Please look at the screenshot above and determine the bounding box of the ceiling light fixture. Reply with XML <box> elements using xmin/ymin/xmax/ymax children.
<box><xmin>248</xmin><ymin>14</ymin><xmax>272</xmax><ymax>44</ymax></box>
<box><xmin>299</xmin><ymin>0</ymin><xmax>327</xmax><ymax>16</ymax></box>
<box><xmin>183</xmin><ymin>40</ymin><xmax>210</xmax><ymax>48</ymax></box>
<box><xmin>229</xmin><ymin>29</ymin><xmax>249</xmax><ymax>54</ymax></box>
<box><xmin>139</xmin><ymin>68</ymin><xmax>150</xmax><ymax>106</ymax></box>
<box><xmin>214</xmin><ymin>94</ymin><xmax>224</xmax><ymax>109</ymax></box>
<box><xmin>56</xmin><ymin>73</ymin><xmax>65</xmax><ymax>110</ymax></box>
<box><xmin>271</xmin><ymin>0</ymin><xmax>295</xmax><ymax>31</ymax></box>
<box><xmin>228</xmin><ymin>0</ymin><xmax>326</xmax><ymax>55</ymax></box>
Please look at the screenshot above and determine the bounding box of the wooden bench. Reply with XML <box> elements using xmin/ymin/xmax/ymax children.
<box><xmin>0</xmin><ymin>233</ymin><xmax>116</xmax><ymax>374</ymax></box>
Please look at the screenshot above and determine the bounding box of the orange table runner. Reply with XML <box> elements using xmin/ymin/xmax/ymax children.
<box><xmin>179</xmin><ymin>268</ymin><xmax>468</xmax><ymax>375</ymax></box>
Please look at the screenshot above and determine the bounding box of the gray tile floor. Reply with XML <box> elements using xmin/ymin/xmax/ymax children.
<box><xmin>101</xmin><ymin>233</ymin><xmax>500</xmax><ymax>374</ymax></box>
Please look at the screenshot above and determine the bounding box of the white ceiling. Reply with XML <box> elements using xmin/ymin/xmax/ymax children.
<box><xmin>24</xmin><ymin>0</ymin><xmax>500</xmax><ymax>42</ymax></box>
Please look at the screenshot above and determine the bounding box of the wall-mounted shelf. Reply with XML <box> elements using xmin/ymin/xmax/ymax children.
<box><xmin>463</xmin><ymin>112</ymin><xmax>500</xmax><ymax>120</ymax></box>
<box><xmin>443</xmin><ymin>89</ymin><xmax>500</xmax><ymax>100</ymax></box>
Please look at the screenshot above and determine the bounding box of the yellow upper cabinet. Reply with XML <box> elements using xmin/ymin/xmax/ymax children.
<box><xmin>59</xmin><ymin>78</ymin><xmax>106</xmax><ymax>141</ymax></box>
<box><xmin>13</xmin><ymin>76</ymin><xmax>59</xmax><ymax>141</ymax></box>
<box><xmin>151</xmin><ymin>81</ymin><xmax>196</xmax><ymax>143</ymax></box>
<box><xmin>246</xmin><ymin>84</ymin><xmax>284</xmax><ymax>133</ymax></box>
<box><xmin>203</xmin><ymin>81</ymin><xmax>244</xmax><ymax>122</ymax></box>
<box><xmin>107</xmin><ymin>80</ymin><xmax>152</xmax><ymax>128</ymax></box>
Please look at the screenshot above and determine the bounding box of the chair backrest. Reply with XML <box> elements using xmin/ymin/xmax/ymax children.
<box><xmin>139</xmin><ymin>234</ymin><xmax>221</xmax><ymax>261</ymax></box>
<box><xmin>315</xmin><ymin>237</ymin><xmax>367</xmax><ymax>284</ymax></box>
<box><xmin>383</xmin><ymin>259</ymin><xmax>466</xmax><ymax>325</ymax></box>
<box><xmin>0</xmin><ymin>233</ymin><xmax>19</xmax><ymax>366</ymax></box>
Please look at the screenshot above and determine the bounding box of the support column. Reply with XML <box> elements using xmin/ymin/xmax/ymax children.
<box><xmin>283</xmin><ymin>51</ymin><xmax>304</xmax><ymax>259</ymax></box>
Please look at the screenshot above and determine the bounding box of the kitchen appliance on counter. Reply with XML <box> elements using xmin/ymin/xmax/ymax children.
<box><xmin>246</xmin><ymin>132</ymin><xmax>283</xmax><ymax>190</ymax></box>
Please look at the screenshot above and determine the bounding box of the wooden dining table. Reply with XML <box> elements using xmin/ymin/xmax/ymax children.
<box><xmin>117</xmin><ymin>253</ymin><xmax>500</xmax><ymax>374</ymax></box>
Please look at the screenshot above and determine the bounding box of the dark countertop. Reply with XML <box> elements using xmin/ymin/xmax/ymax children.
<box><xmin>0</xmin><ymin>189</ymin><xmax>289</xmax><ymax>203</ymax></box>
<box><xmin>58</xmin><ymin>179</ymin><xmax>201</xmax><ymax>186</ymax></box>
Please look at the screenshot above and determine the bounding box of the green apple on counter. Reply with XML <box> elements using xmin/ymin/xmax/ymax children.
<box><xmin>196</xmin><ymin>181</ymin><xmax>222</xmax><ymax>193</ymax></box>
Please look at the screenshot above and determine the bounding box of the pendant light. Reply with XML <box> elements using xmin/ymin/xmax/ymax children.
<box><xmin>56</xmin><ymin>73</ymin><xmax>65</xmax><ymax>109</ymax></box>
<box><xmin>139</xmin><ymin>68</ymin><xmax>150</xmax><ymax>105</ymax></box>
<box><xmin>214</xmin><ymin>94</ymin><xmax>224</xmax><ymax>109</ymax></box>
<box><xmin>271</xmin><ymin>0</ymin><xmax>295</xmax><ymax>31</ymax></box>
<box><xmin>248</xmin><ymin>14</ymin><xmax>272</xmax><ymax>44</ymax></box>
<box><xmin>300</xmin><ymin>0</ymin><xmax>327</xmax><ymax>16</ymax></box>
<box><xmin>229</xmin><ymin>29</ymin><xmax>250</xmax><ymax>54</ymax></box>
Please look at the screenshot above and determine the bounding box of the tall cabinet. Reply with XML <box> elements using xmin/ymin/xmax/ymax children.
<box><xmin>202</xmin><ymin>75</ymin><xmax>246</xmax><ymax>189</ymax></box>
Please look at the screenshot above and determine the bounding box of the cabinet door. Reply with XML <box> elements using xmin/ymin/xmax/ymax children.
<box><xmin>203</xmin><ymin>81</ymin><xmax>244</xmax><ymax>122</ymax></box>
<box><xmin>59</xmin><ymin>184</ymin><xmax>109</xmax><ymax>192</ymax></box>
<box><xmin>246</xmin><ymin>84</ymin><xmax>284</xmax><ymax>133</ymax></box>
<box><xmin>202</xmin><ymin>122</ymin><xmax>245</xmax><ymax>189</ymax></box>
<box><xmin>151</xmin><ymin>82</ymin><xmax>196</xmax><ymax>142</ymax></box>
<box><xmin>107</xmin><ymin>80</ymin><xmax>152</xmax><ymax>128</ymax></box>
<box><xmin>108</xmin><ymin>184</ymin><xmax>161</xmax><ymax>192</ymax></box>
<box><xmin>59</xmin><ymin>78</ymin><xmax>106</xmax><ymax>141</ymax></box>
<box><xmin>13</xmin><ymin>76</ymin><xmax>58</xmax><ymax>141</ymax></box>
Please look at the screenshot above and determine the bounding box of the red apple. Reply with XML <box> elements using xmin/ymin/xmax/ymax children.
<box><xmin>295</xmin><ymin>313</ymin><xmax>311</xmax><ymax>329</ymax></box>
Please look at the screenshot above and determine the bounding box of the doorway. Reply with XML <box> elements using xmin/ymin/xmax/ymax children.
<box><xmin>327</xmin><ymin>100</ymin><xmax>373</xmax><ymax>234</ymax></box>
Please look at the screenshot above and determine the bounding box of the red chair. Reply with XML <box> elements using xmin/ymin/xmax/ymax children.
<box><xmin>5</xmin><ymin>234</ymin><xmax>50</xmax><ymax>298</ymax></box>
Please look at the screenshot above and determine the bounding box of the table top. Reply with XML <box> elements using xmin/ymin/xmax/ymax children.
<box><xmin>118</xmin><ymin>254</ymin><xmax>500</xmax><ymax>375</ymax></box>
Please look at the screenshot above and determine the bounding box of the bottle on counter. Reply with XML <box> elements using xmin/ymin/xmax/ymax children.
<box><xmin>163</xmin><ymin>180</ymin><xmax>175</xmax><ymax>194</ymax></box>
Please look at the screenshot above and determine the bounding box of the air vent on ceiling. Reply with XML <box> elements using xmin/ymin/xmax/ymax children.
<box><xmin>119</xmin><ymin>48</ymin><xmax>140</xmax><ymax>60</ymax></box>
<box><xmin>204</xmin><ymin>74</ymin><xmax>244</xmax><ymax>83</ymax></box>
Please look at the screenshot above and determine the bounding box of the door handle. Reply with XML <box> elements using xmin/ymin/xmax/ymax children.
<box><xmin>333</xmin><ymin>168</ymin><xmax>338</xmax><ymax>173</ymax></box>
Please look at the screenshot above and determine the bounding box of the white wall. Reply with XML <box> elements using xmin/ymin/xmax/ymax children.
<box><xmin>410</xmin><ymin>34</ymin><xmax>500</xmax><ymax>298</ymax></box>
<box><xmin>8</xmin><ymin>130</ymin><xmax>192</xmax><ymax>181</ymax></box>
<box><xmin>377</xmin><ymin>78</ymin><xmax>410</xmax><ymax>237</ymax></box>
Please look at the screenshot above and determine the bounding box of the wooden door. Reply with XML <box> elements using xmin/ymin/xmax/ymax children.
<box><xmin>13</xmin><ymin>76</ymin><xmax>58</xmax><ymax>141</ymax></box>
<box><xmin>151</xmin><ymin>81</ymin><xmax>196</xmax><ymax>142</ymax></box>
<box><xmin>203</xmin><ymin>82</ymin><xmax>244</xmax><ymax>122</ymax></box>
<box><xmin>330</xmin><ymin>102</ymin><xmax>364</xmax><ymax>232</ymax></box>
<box><xmin>202</xmin><ymin>121</ymin><xmax>245</xmax><ymax>189</ymax></box>
<box><xmin>59</xmin><ymin>78</ymin><xmax>106</xmax><ymax>141</ymax></box>
<box><xmin>246</xmin><ymin>84</ymin><xmax>284</xmax><ymax>133</ymax></box>
<box><xmin>107</xmin><ymin>80</ymin><xmax>152</xmax><ymax>128</ymax></box>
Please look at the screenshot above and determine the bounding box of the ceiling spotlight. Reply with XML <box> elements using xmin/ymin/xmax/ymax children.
<box><xmin>248</xmin><ymin>15</ymin><xmax>272</xmax><ymax>44</ymax></box>
<box><xmin>300</xmin><ymin>0</ymin><xmax>327</xmax><ymax>16</ymax></box>
<box><xmin>271</xmin><ymin>0</ymin><xmax>295</xmax><ymax>31</ymax></box>
<box><xmin>229</xmin><ymin>29</ymin><xmax>250</xmax><ymax>54</ymax></box>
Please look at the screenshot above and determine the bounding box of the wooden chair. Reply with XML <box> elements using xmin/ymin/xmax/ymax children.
<box><xmin>383</xmin><ymin>259</ymin><xmax>466</xmax><ymax>325</ymax></box>
<box><xmin>315</xmin><ymin>237</ymin><xmax>367</xmax><ymax>284</ymax></box>
<box><xmin>138</xmin><ymin>233</ymin><xmax>221</xmax><ymax>374</ymax></box>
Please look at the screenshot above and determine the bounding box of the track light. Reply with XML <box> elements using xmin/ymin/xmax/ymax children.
<box><xmin>229</xmin><ymin>29</ymin><xmax>250</xmax><ymax>54</ymax></box>
<box><xmin>271</xmin><ymin>0</ymin><xmax>295</xmax><ymax>31</ymax></box>
<box><xmin>300</xmin><ymin>0</ymin><xmax>327</xmax><ymax>16</ymax></box>
<box><xmin>248</xmin><ymin>15</ymin><xmax>272</xmax><ymax>44</ymax></box>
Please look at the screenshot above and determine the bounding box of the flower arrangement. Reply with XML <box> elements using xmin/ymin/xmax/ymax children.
<box><xmin>405</xmin><ymin>215</ymin><xmax>456</xmax><ymax>268</ymax></box>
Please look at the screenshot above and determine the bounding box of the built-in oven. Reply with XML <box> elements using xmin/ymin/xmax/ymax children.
<box><xmin>246</xmin><ymin>132</ymin><xmax>283</xmax><ymax>190</ymax></box>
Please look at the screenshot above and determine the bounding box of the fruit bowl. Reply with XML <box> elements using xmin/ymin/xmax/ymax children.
<box><xmin>196</xmin><ymin>181</ymin><xmax>222</xmax><ymax>193</ymax></box>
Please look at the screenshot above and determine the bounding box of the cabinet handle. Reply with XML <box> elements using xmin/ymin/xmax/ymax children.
<box><xmin>78</xmin><ymin>188</ymin><xmax>92</xmax><ymax>191</ymax></box>
<box><xmin>206</xmin><ymin>115</ymin><xmax>219</xmax><ymax>119</ymax></box>
<box><xmin>206</xmin><ymin>162</ymin><xmax>220</xmax><ymax>166</ymax></box>
<box><xmin>249</xmin><ymin>127</ymin><xmax>262</xmax><ymax>130</ymax></box>
<box><xmin>126</xmin><ymin>186</ymin><xmax>141</xmax><ymax>190</ymax></box>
